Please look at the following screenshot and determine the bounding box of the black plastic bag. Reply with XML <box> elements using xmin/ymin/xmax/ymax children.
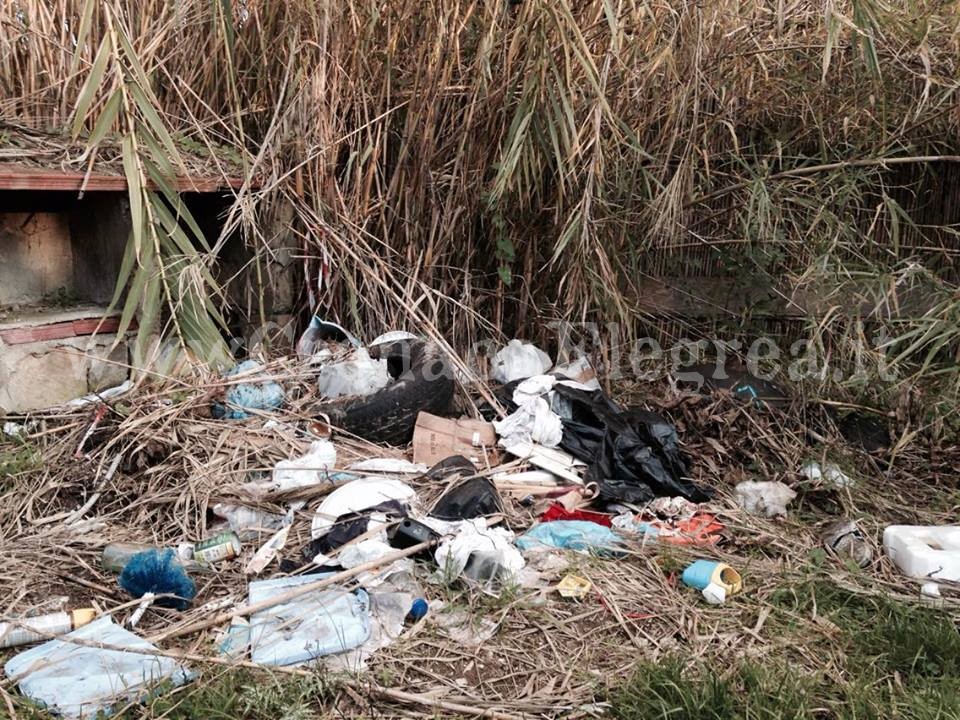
<box><xmin>551</xmin><ymin>384</ymin><xmax>712</xmax><ymax>504</ymax></box>
<box><xmin>423</xmin><ymin>455</ymin><xmax>503</xmax><ymax>520</ymax></box>
<box><xmin>431</xmin><ymin>476</ymin><xmax>503</xmax><ymax>520</ymax></box>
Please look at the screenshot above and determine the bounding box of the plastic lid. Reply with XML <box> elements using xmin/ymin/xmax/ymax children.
<box><xmin>408</xmin><ymin>598</ymin><xmax>429</xmax><ymax>621</ymax></box>
<box><xmin>71</xmin><ymin>608</ymin><xmax>97</xmax><ymax>628</ymax></box>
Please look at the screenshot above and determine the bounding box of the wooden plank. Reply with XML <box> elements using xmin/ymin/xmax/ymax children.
<box><xmin>0</xmin><ymin>164</ymin><xmax>251</xmax><ymax>192</ymax></box>
<box><xmin>0</xmin><ymin>315</ymin><xmax>135</xmax><ymax>344</ymax></box>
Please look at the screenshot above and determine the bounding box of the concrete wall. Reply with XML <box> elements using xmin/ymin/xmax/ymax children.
<box><xmin>0</xmin><ymin>327</ymin><xmax>129</xmax><ymax>412</ymax></box>
<box><xmin>0</xmin><ymin>212</ymin><xmax>74</xmax><ymax>305</ymax></box>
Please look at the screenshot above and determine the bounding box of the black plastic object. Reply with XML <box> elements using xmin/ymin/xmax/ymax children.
<box><xmin>423</xmin><ymin>455</ymin><xmax>476</xmax><ymax>481</ymax></box>
<box><xmin>304</xmin><ymin>500</ymin><xmax>407</xmax><ymax>560</ymax></box>
<box><xmin>550</xmin><ymin>384</ymin><xmax>713</xmax><ymax>505</ymax></box>
<box><xmin>388</xmin><ymin>518</ymin><xmax>440</xmax><ymax>555</ymax></box>
<box><xmin>313</xmin><ymin>339</ymin><xmax>454</xmax><ymax>446</ymax></box>
<box><xmin>463</xmin><ymin>550</ymin><xmax>510</xmax><ymax>583</ymax></box>
<box><xmin>426</xmin><ymin>456</ymin><xmax>503</xmax><ymax>521</ymax></box>
<box><xmin>677</xmin><ymin>363</ymin><xmax>788</xmax><ymax>408</ymax></box>
<box><xmin>837</xmin><ymin>411</ymin><xmax>889</xmax><ymax>452</ymax></box>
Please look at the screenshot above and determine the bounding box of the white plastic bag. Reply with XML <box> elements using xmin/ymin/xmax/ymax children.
<box><xmin>734</xmin><ymin>480</ymin><xmax>797</xmax><ymax>517</ymax></box>
<box><xmin>493</xmin><ymin>374</ymin><xmax>564</xmax><ymax>448</ymax></box>
<box><xmin>256</xmin><ymin>440</ymin><xmax>337</xmax><ymax>494</ymax></box>
<box><xmin>491</xmin><ymin>340</ymin><xmax>552</xmax><ymax>384</ymax></box>
<box><xmin>310</xmin><ymin>478</ymin><xmax>416</xmax><ymax>539</ymax></box>
<box><xmin>433</xmin><ymin>518</ymin><xmax>525</xmax><ymax>582</ymax></box>
<box><xmin>317</xmin><ymin>348</ymin><xmax>391</xmax><ymax>398</ymax></box>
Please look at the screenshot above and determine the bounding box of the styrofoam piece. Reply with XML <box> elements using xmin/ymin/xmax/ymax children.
<box><xmin>4</xmin><ymin>616</ymin><xmax>192</xmax><ymax>718</ymax></box>
<box><xmin>500</xmin><ymin>440</ymin><xmax>585</xmax><ymax>484</ymax></box>
<box><xmin>884</xmin><ymin>525</ymin><xmax>960</xmax><ymax>581</ymax></box>
<box><xmin>491</xmin><ymin>470</ymin><xmax>561</xmax><ymax>487</ymax></box>
<box><xmin>348</xmin><ymin>458</ymin><xmax>428</xmax><ymax>474</ymax></box>
<box><xmin>369</xmin><ymin>330</ymin><xmax>418</xmax><ymax>346</ymax></box>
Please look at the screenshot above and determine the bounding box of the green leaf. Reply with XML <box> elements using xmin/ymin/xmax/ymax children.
<box><xmin>144</xmin><ymin>158</ymin><xmax>211</xmax><ymax>252</ymax></box>
<box><xmin>68</xmin><ymin>0</ymin><xmax>97</xmax><ymax>77</ymax></box>
<box><xmin>86</xmin><ymin>88</ymin><xmax>122</xmax><ymax>148</ymax></box>
<box><xmin>130</xmin><ymin>83</ymin><xmax>185</xmax><ymax>173</ymax></box>
<box><xmin>71</xmin><ymin>35</ymin><xmax>111</xmax><ymax>139</ymax></box>
<box><xmin>121</xmin><ymin>134</ymin><xmax>145</xmax><ymax>256</ymax></box>
<box><xmin>107</xmin><ymin>229</ymin><xmax>138</xmax><ymax>312</ymax></box>
<box><xmin>117</xmin><ymin>254</ymin><xmax>152</xmax><ymax>339</ymax></box>
<box><xmin>135</xmin><ymin>268</ymin><xmax>163</xmax><ymax>358</ymax></box>
<box><xmin>114</xmin><ymin>23</ymin><xmax>157</xmax><ymax>99</ymax></box>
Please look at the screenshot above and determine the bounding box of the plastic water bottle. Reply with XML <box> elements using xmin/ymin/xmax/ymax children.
<box><xmin>0</xmin><ymin>608</ymin><xmax>96</xmax><ymax>648</ymax></box>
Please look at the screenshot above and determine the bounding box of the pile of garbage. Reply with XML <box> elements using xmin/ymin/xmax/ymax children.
<box><xmin>0</xmin><ymin>323</ymin><xmax>952</xmax><ymax>718</ymax></box>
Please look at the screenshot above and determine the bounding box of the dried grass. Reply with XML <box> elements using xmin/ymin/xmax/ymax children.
<box><xmin>2</xmin><ymin>1</ymin><xmax>959</xmax><ymax>358</ymax></box>
<box><xmin>1</xmin><ymin>369</ymin><xmax>957</xmax><ymax>717</ymax></box>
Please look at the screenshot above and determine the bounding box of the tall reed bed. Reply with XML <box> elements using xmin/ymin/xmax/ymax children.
<box><xmin>2</xmin><ymin>1</ymin><xmax>958</xmax><ymax>394</ymax></box>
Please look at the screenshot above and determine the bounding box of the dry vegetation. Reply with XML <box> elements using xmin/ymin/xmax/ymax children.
<box><xmin>1</xmin><ymin>374</ymin><xmax>960</xmax><ymax>718</ymax></box>
<box><xmin>3</xmin><ymin>1</ymin><xmax>960</xmax><ymax>717</ymax></box>
<box><xmin>2</xmin><ymin>0</ymin><xmax>959</xmax><ymax>365</ymax></box>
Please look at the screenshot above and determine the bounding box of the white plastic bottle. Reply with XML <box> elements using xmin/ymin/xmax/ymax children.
<box><xmin>0</xmin><ymin>608</ymin><xmax>96</xmax><ymax>648</ymax></box>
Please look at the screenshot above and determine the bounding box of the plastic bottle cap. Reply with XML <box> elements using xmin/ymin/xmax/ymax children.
<box><xmin>408</xmin><ymin>598</ymin><xmax>429</xmax><ymax>621</ymax></box>
<box><xmin>71</xmin><ymin>608</ymin><xmax>97</xmax><ymax>628</ymax></box>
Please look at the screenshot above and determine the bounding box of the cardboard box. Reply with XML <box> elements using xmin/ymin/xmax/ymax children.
<box><xmin>412</xmin><ymin>412</ymin><xmax>499</xmax><ymax>468</ymax></box>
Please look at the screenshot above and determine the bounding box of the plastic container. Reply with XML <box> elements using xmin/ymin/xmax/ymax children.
<box><xmin>681</xmin><ymin>560</ymin><xmax>743</xmax><ymax>595</ymax></box>
<box><xmin>0</xmin><ymin>609</ymin><xmax>96</xmax><ymax>649</ymax></box>
<box><xmin>406</xmin><ymin>598</ymin><xmax>429</xmax><ymax>623</ymax></box>
<box><xmin>884</xmin><ymin>525</ymin><xmax>960</xmax><ymax>580</ymax></box>
<box><xmin>193</xmin><ymin>532</ymin><xmax>242</xmax><ymax>564</ymax></box>
<box><xmin>102</xmin><ymin>543</ymin><xmax>201</xmax><ymax>573</ymax></box>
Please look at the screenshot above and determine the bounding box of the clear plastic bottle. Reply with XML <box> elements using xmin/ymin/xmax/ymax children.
<box><xmin>0</xmin><ymin>608</ymin><xmax>96</xmax><ymax>648</ymax></box>
<box><xmin>101</xmin><ymin>543</ymin><xmax>202</xmax><ymax>573</ymax></box>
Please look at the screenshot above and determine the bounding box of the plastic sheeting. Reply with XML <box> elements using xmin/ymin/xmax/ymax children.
<box><xmin>317</xmin><ymin>348</ymin><xmax>392</xmax><ymax>399</ymax></box>
<box><xmin>493</xmin><ymin>375</ymin><xmax>564</xmax><ymax>448</ymax></box>
<box><xmin>433</xmin><ymin>518</ymin><xmax>525</xmax><ymax>582</ymax></box>
<box><xmin>550</xmin><ymin>384</ymin><xmax>712</xmax><ymax>505</ymax></box>
<box><xmin>516</xmin><ymin>520</ymin><xmax>622</xmax><ymax>553</ymax></box>
<box><xmin>734</xmin><ymin>480</ymin><xmax>796</xmax><ymax>517</ymax></box>
<box><xmin>213</xmin><ymin>361</ymin><xmax>284</xmax><ymax>420</ymax></box>
<box><xmin>247</xmin><ymin>575</ymin><xmax>371</xmax><ymax>666</ymax></box>
<box><xmin>491</xmin><ymin>340</ymin><xmax>552</xmax><ymax>384</ymax></box>
<box><xmin>5</xmin><ymin>616</ymin><xmax>192</xmax><ymax>718</ymax></box>
<box><xmin>260</xmin><ymin>440</ymin><xmax>338</xmax><ymax>494</ymax></box>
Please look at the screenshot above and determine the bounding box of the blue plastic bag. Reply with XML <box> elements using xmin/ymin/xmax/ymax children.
<box><xmin>222</xmin><ymin>574</ymin><xmax>371</xmax><ymax>667</ymax></box>
<box><xmin>4</xmin><ymin>616</ymin><xmax>192</xmax><ymax>718</ymax></box>
<box><xmin>212</xmin><ymin>360</ymin><xmax>284</xmax><ymax>420</ymax></box>
<box><xmin>516</xmin><ymin>520</ymin><xmax>622</xmax><ymax>553</ymax></box>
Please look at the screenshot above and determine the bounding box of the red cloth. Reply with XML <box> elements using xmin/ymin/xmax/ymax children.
<box><xmin>541</xmin><ymin>503</ymin><xmax>614</xmax><ymax>527</ymax></box>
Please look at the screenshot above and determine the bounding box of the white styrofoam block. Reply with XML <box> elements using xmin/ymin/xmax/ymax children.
<box><xmin>883</xmin><ymin>525</ymin><xmax>960</xmax><ymax>581</ymax></box>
